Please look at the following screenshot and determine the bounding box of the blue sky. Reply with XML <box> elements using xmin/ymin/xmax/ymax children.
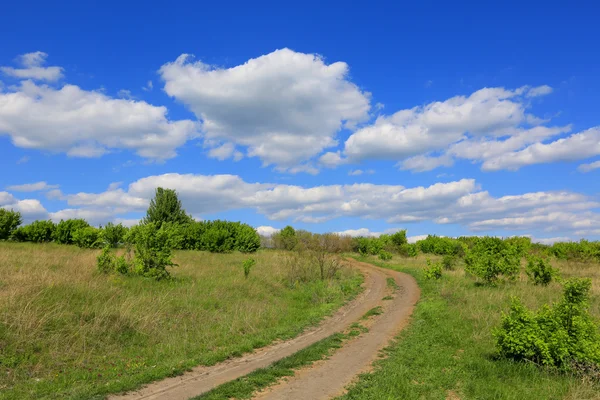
<box><xmin>1</xmin><ymin>1</ymin><xmax>599</xmax><ymax>243</ymax></box>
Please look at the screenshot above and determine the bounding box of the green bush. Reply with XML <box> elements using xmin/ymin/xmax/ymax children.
<box><xmin>424</xmin><ymin>259</ymin><xmax>442</xmax><ymax>280</ymax></box>
<box><xmin>417</xmin><ymin>235</ymin><xmax>464</xmax><ymax>256</ymax></box>
<box><xmin>131</xmin><ymin>222</ymin><xmax>176</xmax><ymax>280</ymax></box>
<box><xmin>273</xmin><ymin>225</ymin><xmax>298</xmax><ymax>251</ymax></box>
<box><xmin>442</xmin><ymin>254</ymin><xmax>457</xmax><ymax>270</ymax></box>
<box><xmin>11</xmin><ymin>220</ymin><xmax>55</xmax><ymax>242</ymax></box>
<box><xmin>390</xmin><ymin>230</ymin><xmax>408</xmax><ymax>247</ymax></box>
<box><xmin>242</xmin><ymin>258</ymin><xmax>256</xmax><ymax>279</ymax></box>
<box><xmin>235</xmin><ymin>224</ymin><xmax>261</xmax><ymax>253</ymax></box>
<box><xmin>54</xmin><ymin>219</ymin><xmax>90</xmax><ymax>244</ymax></box>
<box><xmin>97</xmin><ymin>246</ymin><xmax>115</xmax><ymax>274</ymax></box>
<box><xmin>143</xmin><ymin>187</ymin><xmax>192</xmax><ymax>227</ymax></box>
<box><xmin>100</xmin><ymin>222</ymin><xmax>127</xmax><ymax>247</ymax></box>
<box><xmin>551</xmin><ymin>240</ymin><xmax>600</xmax><ymax>262</ymax></box>
<box><xmin>72</xmin><ymin>226</ymin><xmax>101</xmax><ymax>248</ymax></box>
<box><xmin>355</xmin><ymin>237</ymin><xmax>383</xmax><ymax>256</ymax></box>
<box><xmin>495</xmin><ymin>278</ymin><xmax>600</xmax><ymax>368</ymax></box>
<box><xmin>526</xmin><ymin>256</ymin><xmax>556</xmax><ymax>286</ymax></box>
<box><xmin>378</xmin><ymin>250</ymin><xmax>393</xmax><ymax>261</ymax></box>
<box><xmin>505</xmin><ymin>236</ymin><xmax>532</xmax><ymax>258</ymax></box>
<box><xmin>465</xmin><ymin>236</ymin><xmax>521</xmax><ymax>285</ymax></box>
<box><xmin>0</xmin><ymin>209</ymin><xmax>22</xmax><ymax>240</ymax></box>
<box><xmin>113</xmin><ymin>255</ymin><xmax>131</xmax><ymax>275</ymax></box>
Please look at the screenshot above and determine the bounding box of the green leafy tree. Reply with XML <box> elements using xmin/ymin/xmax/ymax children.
<box><xmin>100</xmin><ymin>222</ymin><xmax>127</xmax><ymax>247</ymax></box>
<box><xmin>143</xmin><ymin>187</ymin><xmax>191</xmax><ymax>227</ymax></box>
<box><xmin>390</xmin><ymin>230</ymin><xmax>408</xmax><ymax>247</ymax></box>
<box><xmin>132</xmin><ymin>222</ymin><xmax>176</xmax><ymax>280</ymax></box>
<box><xmin>465</xmin><ymin>236</ymin><xmax>521</xmax><ymax>284</ymax></box>
<box><xmin>275</xmin><ymin>225</ymin><xmax>298</xmax><ymax>251</ymax></box>
<box><xmin>0</xmin><ymin>209</ymin><xmax>22</xmax><ymax>240</ymax></box>
<box><xmin>72</xmin><ymin>227</ymin><xmax>102</xmax><ymax>248</ymax></box>
<box><xmin>11</xmin><ymin>220</ymin><xmax>55</xmax><ymax>242</ymax></box>
<box><xmin>53</xmin><ymin>219</ymin><xmax>90</xmax><ymax>244</ymax></box>
<box><xmin>235</xmin><ymin>224</ymin><xmax>261</xmax><ymax>253</ymax></box>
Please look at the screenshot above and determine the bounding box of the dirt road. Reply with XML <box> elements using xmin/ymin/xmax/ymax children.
<box><xmin>110</xmin><ymin>259</ymin><xmax>419</xmax><ymax>400</ymax></box>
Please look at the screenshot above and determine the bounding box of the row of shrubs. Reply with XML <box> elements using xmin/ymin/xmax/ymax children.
<box><xmin>1</xmin><ymin>210</ymin><xmax>260</xmax><ymax>254</ymax></box>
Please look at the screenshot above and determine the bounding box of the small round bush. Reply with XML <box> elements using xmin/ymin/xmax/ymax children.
<box><xmin>379</xmin><ymin>250</ymin><xmax>393</xmax><ymax>261</ymax></box>
<box><xmin>526</xmin><ymin>256</ymin><xmax>556</xmax><ymax>286</ymax></box>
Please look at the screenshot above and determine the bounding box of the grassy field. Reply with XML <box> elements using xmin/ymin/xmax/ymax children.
<box><xmin>0</xmin><ymin>242</ymin><xmax>361</xmax><ymax>400</ymax></box>
<box><xmin>339</xmin><ymin>255</ymin><xmax>600</xmax><ymax>400</ymax></box>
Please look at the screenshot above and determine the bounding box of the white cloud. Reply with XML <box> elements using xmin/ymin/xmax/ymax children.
<box><xmin>256</xmin><ymin>226</ymin><xmax>280</xmax><ymax>237</ymax></box>
<box><xmin>142</xmin><ymin>80</ymin><xmax>153</xmax><ymax>91</ymax></box>
<box><xmin>0</xmin><ymin>79</ymin><xmax>198</xmax><ymax>160</ymax></box>
<box><xmin>160</xmin><ymin>48</ymin><xmax>370</xmax><ymax>170</ymax></box>
<box><xmin>6</xmin><ymin>181</ymin><xmax>59</xmax><ymax>192</ymax></box>
<box><xmin>319</xmin><ymin>151</ymin><xmax>346</xmax><ymax>168</ymax></box>
<box><xmin>482</xmin><ymin>126</ymin><xmax>600</xmax><ymax>171</ymax></box>
<box><xmin>408</xmin><ymin>234</ymin><xmax>428</xmax><ymax>243</ymax></box>
<box><xmin>526</xmin><ymin>85</ymin><xmax>553</xmax><ymax>97</ymax></box>
<box><xmin>11</xmin><ymin>173</ymin><xmax>600</xmax><ymax>238</ymax></box>
<box><xmin>578</xmin><ymin>160</ymin><xmax>600</xmax><ymax>173</ymax></box>
<box><xmin>344</xmin><ymin>86</ymin><xmax>536</xmax><ymax>162</ymax></box>
<box><xmin>400</xmin><ymin>154</ymin><xmax>454</xmax><ymax>172</ymax></box>
<box><xmin>531</xmin><ymin>236</ymin><xmax>573</xmax><ymax>245</ymax></box>
<box><xmin>0</xmin><ymin>51</ymin><xmax>63</xmax><ymax>82</ymax></box>
<box><xmin>348</xmin><ymin>169</ymin><xmax>374</xmax><ymax>176</ymax></box>
<box><xmin>207</xmin><ymin>142</ymin><xmax>243</xmax><ymax>161</ymax></box>
<box><xmin>0</xmin><ymin>191</ymin><xmax>48</xmax><ymax>222</ymax></box>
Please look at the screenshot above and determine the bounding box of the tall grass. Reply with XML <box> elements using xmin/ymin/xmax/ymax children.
<box><xmin>339</xmin><ymin>254</ymin><xmax>600</xmax><ymax>399</ymax></box>
<box><xmin>0</xmin><ymin>243</ymin><xmax>361</xmax><ymax>400</ymax></box>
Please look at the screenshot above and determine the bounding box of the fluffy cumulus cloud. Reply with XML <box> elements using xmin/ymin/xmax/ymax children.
<box><xmin>256</xmin><ymin>226</ymin><xmax>280</xmax><ymax>237</ymax></box>
<box><xmin>28</xmin><ymin>173</ymin><xmax>599</xmax><ymax>238</ymax></box>
<box><xmin>0</xmin><ymin>53</ymin><xmax>198</xmax><ymax>160</ymax></box>
<box><xmin>0</xmin><ymin>51</ymin><xmax>63</xmax><ymax>82</ymax></box>
<box><xmin>333</xmin><ymin>84</ymin><xmax>600</xmax><ymax>172</ymax></box>
<box><xmin>0</xmin><ymin>191</ymin><xmax>48</xmax><ymax>222</ymax></box>
<box><xmin>160</xmin><ymin>48</ymin><xmax>371</xmax><ymax>170</ymax></box>
<box><xmin>578</xmin><ymin>160</ymin><xmax>600</xmax><ymax>173</ymax></box>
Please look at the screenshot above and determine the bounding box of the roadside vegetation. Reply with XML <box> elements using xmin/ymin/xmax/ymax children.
<box><xmin>2</xmin><ymin>194</ymin><xmax>600</xmax><ymax>399</ymax></box>
<box><xmin>341</xmin><ymin>239</ymin><xmax>600</xmax><ymax>399</ymax></box>
<box><xmin>0</xmin><ymin>189</ymin><xmax>361</xmax><ymax>400</ymax></box>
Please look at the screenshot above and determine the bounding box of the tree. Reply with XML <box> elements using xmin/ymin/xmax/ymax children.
<box><xmin>274</xmin><ymin>225</ymin><xmax>298</xmax><ymax>250</ymax></box>
<box><xmin>143</xmin><ymin>187</ymin><xmax>191</xmax><ymax>227</ymax></box>
<box><xmin>0</xmin><ymin>209</ymin><xmax>22</xmax><ymax>240</ymax></box>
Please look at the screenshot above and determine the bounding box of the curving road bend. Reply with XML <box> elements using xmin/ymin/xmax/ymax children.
<box><xmin>110</xmin><ymin>258</ymin><xmax>419</xmax><ymax>400</ymax></box>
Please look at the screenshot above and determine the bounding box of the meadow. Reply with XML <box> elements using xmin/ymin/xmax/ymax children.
<box><xmin>339</xmin><ymin>254</ymin><xmax>600</xmax><ymax>399</ymax></box>
<box><xmin>0</xmin><ymin>242</ymin><xmax>361</xmax><ymax>400</ymax></box>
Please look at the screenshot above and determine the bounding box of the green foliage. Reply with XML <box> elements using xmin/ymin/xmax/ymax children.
<box><xmin>551</xmin><ymin>240</ymin><xmax>600</xmax><ymax>262</ymax></box>
<box><xmin>441</xmin><ymin>254</ymin><xmax>457</xmax><ymax>270</ymax></box>
<box><xmin>131</xmin><ymin>222</ymin><xmax>176</xmax><ymax>280</ymax></box>
<box><xmin>100</xmin><ymin>222</ymin><xmax>127</xmax><ymax>248</ymax></box>
<box><xmin>113</xmin><ymin>255</ymin><xmax>131</xmax><ymax>275</ymax></box>
<box><xmin>424</xmin><ymin>259</ymin><xmax>442</xmax><ymax>280</ymax></box>
<box><xmin>505</xmin><ymin>236</ymin><xmax>532</xmax><ymax>257</ymax></box>
<box><xmin>417</xmin><ymin>235</ymin><xmax>464</xmax><ymax>256</ymax></box>
<box><xmin>274</xmin><ymin>225</ymin><xmax>298</xmax><ymax>250</ymax></box>
<box><xmin>242</xmin><ymin>258</ymin><xmax>256</xmax><ymax>279</ymax></box>
<box><xmin>0</xmin><ymin>208</ymin><xmax>22</xmax><ymax>240</ymax></box>
<box><xmin>97</xmin><ymin>246</ymin><xmax>115</xmax><ymax>274</ymax></box>
<box><xmin>355</xmin><ymin>237</ymin><xmax>383</xmax><ymax>256</ymax></box>
<box><xmin>11</xmin><ymin>220</ymin><xmax>55</xmax><ymax>242</ymax></box>
<box><xmin>235</xmin><ymin>224</ymin><xmax>261</xmax><ymax>253</ymax></box>
<box><xmin>465</xmin><ymin>236</ymin><xmax>521</xmax><ymax>284</ymax></box>
<box><xmin>526</xmin><ymin>256</ymin><xmax>556</xmax><ymax>286</ymax></box>
<box><xmin>390</xmin><ymin>230</ymin><xmax>408</xmax><ymax>247</ymax></box>
<box><xmin>53</xmin><ymin>219</ymin><xmax>90</xmax><ymax>244</ymax></box>
<box><xmin>72</xmin><ymin>226</ymin><xmax>102</xmax><ymax>248</ymax></box>
<box><xmin>379</xmin><ymin>250</ymin><xmax>393</xmax><ymax>261</ymax></box>
<box><xmin>495</xmin><ymin>278</ymin><xmax>600</xmax><ymax>368</ymax></box>
<box><xmin>143</xmin><ymin>187</ymin><xmax>191</xmax><ymax>227</ymax></box>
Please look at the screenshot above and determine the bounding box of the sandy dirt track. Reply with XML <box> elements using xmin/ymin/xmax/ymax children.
<box><xmin>110</xmin><ymin>259</ymin><xmax>419</xmax><ymax>400</ymax></box>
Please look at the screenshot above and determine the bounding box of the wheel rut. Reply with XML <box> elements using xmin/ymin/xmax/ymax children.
<box><xmin>110</xmin><ymin>259</ymin><xmax>419</xmax><ymax>400</ymax></box>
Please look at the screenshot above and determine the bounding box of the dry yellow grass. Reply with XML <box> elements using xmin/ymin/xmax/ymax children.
<box><xmin>0</xmin><ymin>242</ymin><xmax>361</xmax><ymax>400</ymax></box>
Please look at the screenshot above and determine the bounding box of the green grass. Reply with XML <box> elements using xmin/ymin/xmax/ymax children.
<box><xmin>338</xmin><ymin>256</ymin><xmax>600</xmax><ymax>400</ymax></box>
<box><xmin>362</xmin><ymin>306</ymin><xmax>384</xmax><ymax>319</ymax></box>
<box><xmin>0</xmin><ymin>243</ymin><xmax>362</xmax><ymax>400</ymax></box>
<box><xmin>194</xmin><ymin>333</ymin><xmax>348</xmax><ymax>400</ymax></box>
